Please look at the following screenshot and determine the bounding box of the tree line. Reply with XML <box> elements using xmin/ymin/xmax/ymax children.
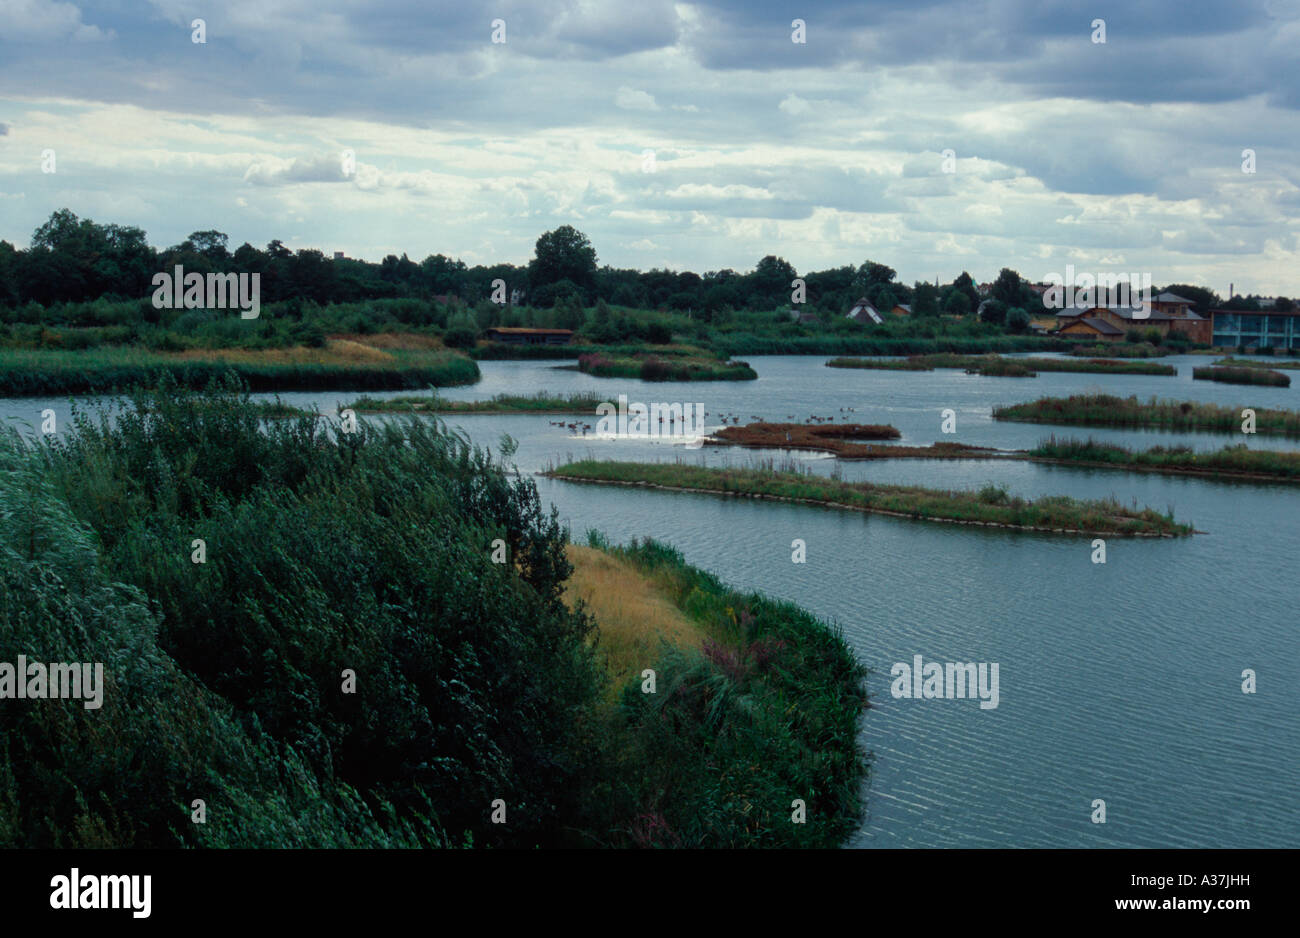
<box><xmin>2</xmin><ymin>209</ymin><xmax>1280</xmax><ymax>328</ymax></box>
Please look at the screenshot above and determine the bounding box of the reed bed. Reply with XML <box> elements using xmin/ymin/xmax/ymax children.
<box><xmin>545</xmin><ymin>459</ymin><xmax>1193</xmax><ymax>536</ymax></box>
<box><xmin>1192</xmin><ymin>365</ymin><xmax>1290</xmax><ymax>387</ymax></box>
<box><xmin>993</xmin><ymin>394</ymin><xmax>1300</xmax><ymax>437</ymax></box>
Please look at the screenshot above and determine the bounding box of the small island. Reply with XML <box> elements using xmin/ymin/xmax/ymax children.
<box><xmin>993</xmin><ymin>394</ymin><xmax>1300</xmax><ymax>437</ymax></box>
<box><xmin>346</xmin><ymin>391</ymin><xmax>606</xmax><ymax>415</ymax></box>
<box><xmin>827</xmin><ymin>354</ymin><xmax>1176</xmax><ymax>377</ymax></box>
<box><xmin>1192</xmin><ymin>365</ymin><xmax>1290</xmax><ymax>387</ymax></box>
<box><xmin>544</xmin><ymin>459</ymin><xmax>1194</xmax><ymax>537</ymax></box>
<box><xmin>706</xmin><ymin>421</ymin><xmax>1010</xmax><ymax>460</ymax></box>
<box><xmin>579</xmin><ymin>351</ymin><xmax>757</xmax><ymax>381</ymax></box>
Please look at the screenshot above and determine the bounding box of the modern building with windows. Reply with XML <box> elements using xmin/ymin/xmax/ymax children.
<box><xmin>1208</xmin><ymin>309</ymin><xmax>1300</xmax><ymax>349</ymax></box>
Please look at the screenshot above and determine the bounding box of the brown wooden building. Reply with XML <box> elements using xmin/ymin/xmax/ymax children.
<box><xmin>1056</xmin><ymin>303</ymin><xmax>1211</xmax><ymax>344</ymax></box>
<box><xmin>482</xmin><ymin>327</ymin><xmax>574</xmax><ymax>346</ymax></box>
<box><xmin>1058</xmin><ymin>316</ymin><xmax>1124</xmax><ymax>341</ymax></box>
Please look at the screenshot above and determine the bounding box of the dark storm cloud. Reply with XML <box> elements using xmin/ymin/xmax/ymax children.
<box><xmin>683</xmin><ymin>0</ymin><xmax>1295</xmax><ymax>109</ymax></box>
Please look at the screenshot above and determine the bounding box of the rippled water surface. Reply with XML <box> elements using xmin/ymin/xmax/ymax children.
<box><xmin>6</xmin><ymin>354</ymin><xmax>1297</xmax><ymax>848</ymax></box>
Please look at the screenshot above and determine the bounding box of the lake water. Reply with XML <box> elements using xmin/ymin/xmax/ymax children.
<box><xmin>5</xmin><ymin>354</ymin><xmax>1297</xmax><ymax>848</ymax></box>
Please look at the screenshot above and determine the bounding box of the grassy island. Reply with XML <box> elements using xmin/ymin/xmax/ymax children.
<box><xmin>346</xmin><ymin>390</ymin><xmax>606</xmax><ymax>415</ymax></box>
<box><xmin>544</xmin><ymin>459</ymin><xmax>1193</xmax><ymax>536</ymax></box>
<box><xmin>1192</xmin><ymin>365</ymin><xmax>1290</xmax><ymax>387</ymax></box>
<box><xmin>1213</xmin><ymin>357</ymin><xmax>1300</xmax><ymax>370</ymax></box>
<box><xmin>827</xmin><ymin>354</ymin><xmax>1175</xmax><ymax>376</ymax></box>
<box><xmin>706</xmin><ymin>422</ymin><xmax>1013</xmax><ymax>461</ymax></box>
<box><xmin>1028</xmin><ymin>437</ymin><xmax>1300</xmax><ymax>482</ymax></box>
<box><xmin>702</xmin><ymin>422</ymin><xmax>1300</xmax><ymax>483</ymax></box>
<box><xmin>578</xmin><ymin>351</ymin><xmax>757</xmax><ymax>381</ymax></box>
<box><xmin>993</xmin><ymin>394</ymin><xmax>1300</xmax><ymax>437</ymax></box>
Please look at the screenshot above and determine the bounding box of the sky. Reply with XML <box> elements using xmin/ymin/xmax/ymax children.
<box><xmin>1</xmin><ymin>0</ymin><xmax>1299</xmax><ymax>294</ymax></box>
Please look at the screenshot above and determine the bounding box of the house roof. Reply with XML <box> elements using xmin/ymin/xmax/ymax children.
<box><xmin>1062</xmin><ymin>317</ymin><xmax>1124</xmax><ymax>336</ymax></box>
<box><xmin>893</xmin><ymin>304</ymin><xmax>911</xmax><ymax>313</ymax></box>
<box><xmin>847</xmin><ymin>297</ymin><xmax>882</xmax><ymax>324</ymax></box>
<box><xmin>483</xmin><ymin>327</ymin><xmax>574</xmax><ymax>335</ymax></box>
<box><xmin>1064</xmin><ymin>304</ymin><xmax>1177</xmax><ymax>321</ymax></box>
<box><xmin>1152</xmin><ymin>292</ymin><xmax>1195</xmax><ymax>304</ymax></box>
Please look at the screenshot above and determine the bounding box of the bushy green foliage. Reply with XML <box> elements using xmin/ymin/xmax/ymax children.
<box><xmin>3</xmin><ymin>376</ymin><xmax>601</xmax><ymax>847</ymax></box>
<box><xmin>0</xmin><ymin>432</ymin><xmax>450</xmax><ymax>847</ymax></box>
<box><xmin>3</xmin><ymin>378</ymin><xmax>871</xmax><ymax>848</ymax></box>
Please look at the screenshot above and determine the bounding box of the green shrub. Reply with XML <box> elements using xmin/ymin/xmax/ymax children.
<box><xmin>5</xmin><ymin>376</ymin><xmax>601</xmax><ymax>847</ymax></box>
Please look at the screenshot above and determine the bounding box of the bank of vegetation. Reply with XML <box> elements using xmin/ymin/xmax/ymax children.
<box><xmin>545</xmin><ymin>459</ymin><xmax>1193</xmax><ymax>536</ymax></box>
<box><xmin>710</xmin><ymin>421</ymin><xmax>1007</xmax><ymax>461</ymax></box>
<box><xmin>347</xmin><ymin>391</ymin><xmax>605</xmax><ymax>415</ymax></box>
<box><xmin>827</xmin><ymin>354</ymin><xmax>1175</xmax><ymax>376</ymax></box>
<box><xmin>1213</xmin><ymin>357</ymin><xmax>1300</xmax><ymax>370</ymax></box>
<box><xmin>0</xmin><ymin>340</ymin><xmax>479</xmax><ymax>396</ymax></box>
<box><xmin>577</xmin><ymin>352</ymin><xmax>757</xmax><ymax>381</ymax></box>
<box><xmin>703</xmin><ymin>422</ymin><xmax>1300</xmax><ymax>483</ymax></box>
<box><xmin>706</xmin><ymin>423</ymin><xmax>1014</xmax><ymax>462</ymax></box>
<box><xmin>1028</xmin><ymin>437</ymin><xmax>1300</xmax><ymax>481</ymax></box>
<box><xmin>564</xmin><ymin>535</ymin><xmax>869</xmax><ymax>847</ymax></box>
<box><xmin>993</xmin><ymin>394</ymin><xmax>1300</xmax><ymax>437</ymax></box>
<box><xmin>1066</xmin><ymin>342</ymin><xmax>1175</xmax><ymax>358</ymax></box>
<box><xmin>0</xmin><ymin>377</ymin><xmax>865</xmax><ymax>848</ymax></box>
<box><xmin>1192</xmin><ymin>365</ymin><xmax>1291</xmax><ymax>387</ymax></box>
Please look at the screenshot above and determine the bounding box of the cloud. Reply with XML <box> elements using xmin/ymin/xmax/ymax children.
<box><xmin>243</xmin><ymin>153</ymin><xmax>355</xmax><ymax>186</ymax></box>
<box><xmin>0</xmin><ymin>2</ymin><xmax>1295</xmax><ymax>292</ymax></box>
<box><xmin>615</xmin><ymin>86</ymin><xmax>660</xmax><ymax>111</ymax></box>
<box><xmin>778</xmin><ymin>94</ymin><xmax>810</xmax><ymax>115</ymax></box>
<box><xmin>0</xmin><ymin>122</ymin><xmax>9</xmax><ymax>135</ymax></box>
<box><xmin>0</xmin><ymin>0</ymin><xmax>111</xmax><ymax>41</ymax></box>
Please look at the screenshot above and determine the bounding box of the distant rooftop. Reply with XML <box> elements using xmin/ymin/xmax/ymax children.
<box><xmin>484</xmin><ymin>327</ymin><xmax>574</xmax><ymax>335</ymax></box>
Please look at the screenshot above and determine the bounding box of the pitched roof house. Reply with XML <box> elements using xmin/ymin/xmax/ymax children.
<box><xmin>846</xmin><ymin>297</ymin><xmax>883</xmax><ymax>324</ymax></box>
<box><xmin>1058</xmin><ymin>316</ymin><xmax>1124</xmax><ymax>339</ymax></box>
<box><xmin>1056</xmin><ymin>304</ymin><xmax>1211</xmax><ymax>343</ymax></box>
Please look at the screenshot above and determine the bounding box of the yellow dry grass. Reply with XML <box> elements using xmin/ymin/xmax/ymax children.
<box><xmin>172</xmin><ymin>338</ymin><xmax>395</xmax><ymax>365</ymax></box>
<box><xmin>564</xmin><ymin>545</ymin><xmax>703</xmax><ymax>698</ymax></box>
<box><xmin>329</xmin><ymin>332</ymin><xmax>444</xmax><ymax>350</ymax></box>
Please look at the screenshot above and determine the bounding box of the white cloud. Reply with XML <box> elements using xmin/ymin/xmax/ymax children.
<box><xmin>778</xmin><ymin>94</ymin><xmax>811</xmax><ymax>116</ymax></box>
<box><xmin>0</xmin><ymin>0</ymin><xmax>110</xmax><ymax>41</ymax></box>
<box><xmin>615</xmin><ymin>86</ymin><xmax>660</xmax><ymax>111</ymax></box>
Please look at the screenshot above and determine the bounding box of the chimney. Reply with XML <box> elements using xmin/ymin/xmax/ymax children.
<box><xmin>1230</xmin><ymin>282</ymin><xmax>1234</xmax><ymax>299</ymax></box>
